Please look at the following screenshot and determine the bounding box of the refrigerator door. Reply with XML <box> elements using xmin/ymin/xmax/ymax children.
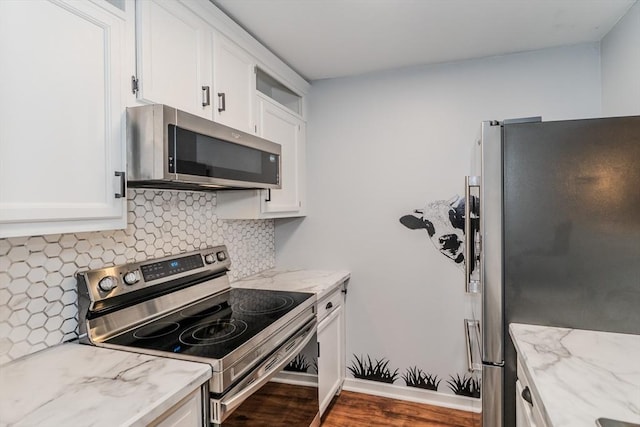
<box><xmin>482</xmin><ymin>364</ymin><xmax>504</xmax><ymax>427</ymax></box>
<box><xmin>502</xmin><ymin>116</ymin><xmax>640</xmax><ymax>427</ymax></box>
<box><xmin>479</xmin><ymin>121</ymin><xmax>504</xmax><ymax>366</ymax></box>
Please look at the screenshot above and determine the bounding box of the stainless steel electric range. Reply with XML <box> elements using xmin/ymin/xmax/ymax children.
<box><xmin>76</xmin><ymin>246</ymin><xmax>319</xmax><ymax>426</ymax></box>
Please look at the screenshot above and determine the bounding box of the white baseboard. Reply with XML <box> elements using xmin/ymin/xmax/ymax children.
<box><xmin>342</xmin><ymin>378</ymin><xmax>482</xmax><ymax>413</ymax></box>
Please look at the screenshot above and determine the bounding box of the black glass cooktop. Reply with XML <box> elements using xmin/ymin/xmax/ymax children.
<box><xmin>106</xmin><ymin>288</ymin><xmax>313</xmax><ymax>359</ymax></box>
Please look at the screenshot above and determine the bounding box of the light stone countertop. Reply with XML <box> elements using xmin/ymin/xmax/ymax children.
<box><xmin>0</xmin><ymin>343</ymin><xmax>211</xmax><ymax>427</ymax></box>
<box><xmin>231</xmin><ymin>269</ymin><xmax>351</xmax><ymax>300</ymax></box>
<box><xmin>509</xmin><ymin>323</ymin><xmax>640</xmax><ymax>427</ymax></box>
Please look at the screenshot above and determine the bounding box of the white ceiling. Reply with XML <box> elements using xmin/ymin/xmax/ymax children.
<box><xmin>212</xmin><ymin>0</ymin><xmax>637</xmax><ymax>81</ymax></box>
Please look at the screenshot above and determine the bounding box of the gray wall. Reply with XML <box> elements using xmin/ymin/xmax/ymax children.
<box><xmin>275</xmin><ymin>44</ymin><xmax>602</xmax><ymax>397</ymax></box>
<box><xmin>601</xmin><ymin>1</ymin><xmax>640</xmax><ymax>116</ymax></box>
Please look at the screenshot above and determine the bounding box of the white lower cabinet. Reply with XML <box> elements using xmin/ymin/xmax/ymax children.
<box><xmin>515</xmin><ymin>380</ymin><xmax>536</xmax><ymax>427</ymax></box>
<box><xmin>317</xmin><ymin>285</ymin><xmax>346</xmax><ymax>416</ymax></box>
<box><xmin>151</xmin><ymin>388</ymin><xmax>204</xmax><ymax>427</ymax></box>
<box><xmin>0</xmin><ymin>0</ymin><xmax>128</xmax><ymax>238</ymax></box>
<box><xmin>515</xmin><ymin>358</ymin><xmax>547</xmax><ymax>427</ymax></box>
<box><xmin>216</xmin><ymin>94</ymin><xmax>306</xmax><ymax>219</ymax></box>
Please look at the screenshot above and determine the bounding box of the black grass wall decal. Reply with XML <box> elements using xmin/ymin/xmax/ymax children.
<box><xmin>284</xmin><ymin>354</ymin><xmax>311</xmax><ymax>373</ymax></box>
<box><xmin>446</xmin><ymin>374</ymin><xmax>481</xmax><ymax>398</ymax></box>
<box><xmin>402</xmin><ymin>366</ymin><xmax>441</xmax><ymax>391</ymax></box>
<box><xmin>348</xmin><ymin>354</ymin><xmax>399</xmax><ymax>384</ymax></box>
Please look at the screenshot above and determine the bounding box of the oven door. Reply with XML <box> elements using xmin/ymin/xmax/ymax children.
<box><xmin>210</xmin><ymin>318</ymin><xmax>319</xmax><ymax>427</ymax></box>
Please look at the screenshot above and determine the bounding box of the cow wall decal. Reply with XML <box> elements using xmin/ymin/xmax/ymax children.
<box><xmin>399</xmin><ymin>195</ymin><xmax>468</xmax><ymax>268</ymax></box>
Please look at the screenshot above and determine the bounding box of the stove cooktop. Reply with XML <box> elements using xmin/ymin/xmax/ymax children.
<box><xmin>106</xmin><ymin>288</ymin><xmax>314</xmax><ymax>360</ymax></box>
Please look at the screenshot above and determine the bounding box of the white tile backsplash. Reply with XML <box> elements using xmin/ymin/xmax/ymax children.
<box><xmin>0</xmin><ymin>189</ymin><xmax>275</xmax><ymax>364</ymax></box>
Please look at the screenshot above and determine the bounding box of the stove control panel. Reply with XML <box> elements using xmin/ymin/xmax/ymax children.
<box><xmin>140</xmin><ymin>254</ymin><xmax>205</xmax><ymax>282</ymax></box>
<box><xmin>77</xmin><ymin>245</ymin><xmax>232</xmax><ymax>309</ymax></box>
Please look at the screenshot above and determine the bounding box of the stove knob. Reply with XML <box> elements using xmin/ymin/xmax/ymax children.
<box><xmin>98</xmin><ymin>276</ymin><xmax>117</xmax><ymax>292</ymax></box>
<box><xmin>204</xmin><ymin>254</ymin><xmax>216</xmax><ymax>264</ymax></box>
<box><xmin>123</xmin><ymin>271</ymin><xmax>140</xmax><ymax>285</ymax></box>
<box><xmin>216</xmin><ymin>251</ymin><xmax>227</xmax><ymax>261</ymax></box>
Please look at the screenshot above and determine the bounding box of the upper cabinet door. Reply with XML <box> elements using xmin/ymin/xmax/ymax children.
<box><xmin>0</xmin><ymin>0</ymin><xmax>127</xmax><ymax>238</ymax></box>
<box><xmin>212</xmin><ymin>34</ymin><xmax>255</xmax><ymax>133</ymax></box>
<box><xmin>136</xmin><ymin>0</ymin><xmax>212</xmax><ymax>118</ymax></box>
<box><xmin>258</xmin><ymin>95</ymin><xmax>305</xmax><ymax>214</ymax></box>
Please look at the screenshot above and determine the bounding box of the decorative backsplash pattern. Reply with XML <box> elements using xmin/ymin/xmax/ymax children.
<box><xmin>0</xmin><ymin>189</ymin><xmax>275</xmax><ymax>364</ymax></box>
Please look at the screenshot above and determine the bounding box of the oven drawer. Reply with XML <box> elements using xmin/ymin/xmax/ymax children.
<box><xmin>317</xmin><ymin>285</ymin><xmax>344</xmax><ymax>323</ymax></box>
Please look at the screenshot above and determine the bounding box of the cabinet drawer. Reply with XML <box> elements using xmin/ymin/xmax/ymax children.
<box><xmin>317</xmin><ymin>286</ymin><xmax>344</xmax><ymax>323</ymax></box>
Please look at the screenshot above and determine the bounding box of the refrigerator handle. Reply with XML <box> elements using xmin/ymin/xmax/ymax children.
<box><xmin>464</xmin><ymin>319</ymin><xmax>482</xmax><ymax>372</ymax></box>
<box><xmin>465</xmin><ymin>176</ymin><xmax>481</xmax><ymax>293</ymax></box>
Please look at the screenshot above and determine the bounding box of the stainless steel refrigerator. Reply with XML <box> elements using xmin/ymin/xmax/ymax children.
<box><xmin>464</xmin><ymin>116</ymin><xmax>640</xmax><ymax>427</ymax></box>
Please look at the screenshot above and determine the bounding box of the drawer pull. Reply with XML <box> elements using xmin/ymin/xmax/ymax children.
<box><xmin>521</xmin><ymin>386</ymin><xmax>533</xmax><ymax>406</ymax></box>
<box><xmin>325</xmin><ymin>302</ymin><xmax>333</xmax><ymax>310</ymax></box>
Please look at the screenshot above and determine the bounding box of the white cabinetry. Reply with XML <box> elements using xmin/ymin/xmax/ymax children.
<box><xmin>135</xmin><ymin>0</ymin><xmax>212</xmax><ymax>118</ymax></box>
<box><xmin>216</xmin><ymin>95</ymin><xmax>306</xmax><ymax>218</ymax></box>
<box><xmin>135</xmin><ymin>3</ymin><xmax>255</xmax><ymax>132</ymax></box>
<box><xmin>212</xmin><ymin>33</ymin><xmax>256</xmax><ymax>133</ymax></box>
<box><xmin>151</xmin><ymin>388</ymin><xmax>203</xmax><ymax>427</ymax></box>
<box><xmin>0</xmin><ymin>0</ymin><xmax>128</xmax><ymax>238</ymax></box>
<box><xmin>259</xmin><ymin>95</ymin><xmax>305</xmax><ymax>214</ymax></box>
<box><xmin>515</xmin><ymin>358</ymin><xmax>547</xmax><ymax>427</ymax></box>
<box><xmin>317</xmin><ymin>284</ymin><xmax>346</xmax><ymax>416</ymax></box>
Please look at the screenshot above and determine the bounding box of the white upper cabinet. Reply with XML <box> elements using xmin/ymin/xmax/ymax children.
<box><xmin>216</xmin><ymin>94</ymin><xmax>306</xmax><ymax>219</ymax></box>
<box><xmin>212</xmin><ymin>33</ymin><xmax>256</xmax><ymax>133</ymax></box>
<box><xmin>135</xmin><ymin>0</ymin><xmax>212</xmax><ymax>118</ymax></box>
<box><xmin>258</xmin><ymin>95</ymin><xmax>304</xmax><ymax>214</ymax></box>
<box><xmin>0</xmin><ymin>0</ymin><xmax>128</xmax><ymax>238</ymax></box>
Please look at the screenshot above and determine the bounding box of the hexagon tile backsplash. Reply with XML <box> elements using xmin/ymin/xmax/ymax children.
<box><xmin>0</xmin><ymin>189</ymin><xmax>275</xmax><ymax>364</ymax></box>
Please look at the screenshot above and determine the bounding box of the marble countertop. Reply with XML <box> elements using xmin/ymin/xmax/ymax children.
<box><xmin>0</xmin><ymin>343</ymin><xmax>211</xmax><ymax>427</ymax></box>
<box><xmin>509</xmin><ymin>323</ymin><xmax>640</xmax><ymax>427</ymax></box>
<box><xmin>231</xmin><ymin>269</ymin><xmax>350</xmax><ymax>300</ymax></box>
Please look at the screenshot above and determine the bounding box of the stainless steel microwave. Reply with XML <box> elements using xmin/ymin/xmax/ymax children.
<box><xmin>126</xmin><ymin>104</ymin><xmax>281</xmax><ymax>191</ymax></box>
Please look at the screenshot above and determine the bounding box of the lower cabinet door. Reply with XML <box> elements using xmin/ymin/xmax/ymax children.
<box><xmin>515</xmin><ymin>380</ymin><xmax>536</xmax><ymax>427</ymax></box>
<box><xmin>318</xmin><ymin>305</ymin><xmax>344</xmax><ymax>416</ymax></box>
<box><xmin>152</xmin><ymin>389</ymin><xmax>203</xmax><ymax>427</ymax></box>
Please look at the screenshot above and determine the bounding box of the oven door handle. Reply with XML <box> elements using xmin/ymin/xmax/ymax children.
<box><xmin>217</xmin><ymin>317</ymin><xmax>317</xmax><ymax>420</ymax></box>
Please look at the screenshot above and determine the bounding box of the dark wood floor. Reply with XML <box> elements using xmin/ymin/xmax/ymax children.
<box><xmin>321</xmin><ymin>391</ymin><xmax>481</xmax><ymax>427</ymax></box>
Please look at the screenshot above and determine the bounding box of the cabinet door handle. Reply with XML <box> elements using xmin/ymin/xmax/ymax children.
<box><xmin>521</xmin><ymin>386</ymin><xmax>533</xmax><ymax>406</ymax></box>
<box><xmin>202</xmin><ymin>86</ymin><xmax>210</xmax><ymax>107</ymax></box>
<box><xmin>114</xmin><ymin>171</ymin><xmax>126</xmax><ymax>199</ymax></box>
<box><xmin>264</xmin><ymin>188</ymin><xmax>271</xmax><ymax>202</ymax></box>
<box><xmin>325</xmin><ymin>302</ymin><xmax>333</xmax><ymax>310</ymax></box>
<box><xmin>218</xmin><ymin>92</ymin><xmax>226</xmax><ymax>112</ymax></box>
